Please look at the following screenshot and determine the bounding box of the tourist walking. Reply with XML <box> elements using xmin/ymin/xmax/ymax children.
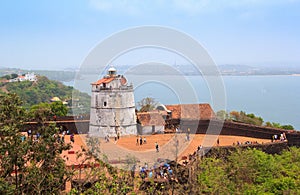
<box><xmin>70</xmin><ymin>133</ymin><xmax>75</xmax><ymax>143</ymax></box>
<box><xmin>155</xmin><ymin>142</ymin><xmax>159</xmax><ymax>152</ymax></box>
<box><xmin>140</xmin><ymin>136</ymin><xmax>143</xmax><ymax>145</ymax></box>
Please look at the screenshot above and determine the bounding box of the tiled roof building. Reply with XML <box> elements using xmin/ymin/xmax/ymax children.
<box><xmin>165</xmin><ymin>104</ymin><xmax>215</xmax><ymax>120</ymax></box>
<box><xmin>137</xmin><ymin>111</ymin><xmax>166</xmax><ymax>134</ymax></box>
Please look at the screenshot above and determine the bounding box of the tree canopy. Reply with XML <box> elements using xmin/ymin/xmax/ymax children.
<box><xmin>0</xmin><ymin>93</ymin><xmax>71</xmax><ymax>194</ymax></box>
<box><xmin>216</xmin><ymin>110</ymin><xmax>294</xmax><ymax>130</ymax></box>
<box><xmin>1</xmin><ymin>75</ymin><xmax>90</xmax><ymax>114</ymax></box>
<box><xmin>137</xmin><ymin>97</ymin><xmax>158</xmax><ymax>112</ymax></box>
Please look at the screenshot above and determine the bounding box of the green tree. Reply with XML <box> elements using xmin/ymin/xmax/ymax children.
<box><xmin>0</xmin><ymin>93</ymin><xmax>27</xmax><ymax>194</ymax></box>
<box><xmin>4</xmin><ymin>75</ymin><xmax>91</xmax><ymax>113</ymax></box>
<box><xmin>20</xmin><ymin>123</ymin><xmax>71</xmax><ymax>194</ymax></box>
<box><xmin>10</xmin><ymin>73</ymin><xmax>18</xmax><ymax>79</ymax></box>
<box><xmin>0</xmin><ymin>93</ymin><xmax>71</xmax><ymax>194</ymax></box>
<box><xmin>280</xmin><ymin>124</ymin><xmax>294</xmax><ymax>130</ymax></box>
<box><xmin>50</xmin><ymin>101</ymin><xmax>68</xmax><ymax>116</ymax></box>
<box><xmin>28</xmin><ymin>102</ymin><xmax>52</xmax><ymax>122</ymax></box>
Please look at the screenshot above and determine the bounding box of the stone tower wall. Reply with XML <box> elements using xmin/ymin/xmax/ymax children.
<box><xmin>89</xmin><ymin>74</ymin><xmax>137</xmax><ymax>137</ymax></box>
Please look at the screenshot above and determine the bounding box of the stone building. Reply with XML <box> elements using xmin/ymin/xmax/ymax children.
<box><xmin>89</xmin><ymin>67</ymin><xmax>137</xmax><ymax>137</ymax></box>
<box><xmin>137</xmin><ymin>110</ymin><xmax>166</xmax><ymax>135</ymax></box>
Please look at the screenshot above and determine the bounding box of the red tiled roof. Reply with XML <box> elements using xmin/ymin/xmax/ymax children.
<box><xmin>165</xmin><ymin>104</ymin><xmax>215</xmax><ymax>120</ymax></box>
<box><xmin>91</xmin><ymin>77</ymin><xmax>114</xmax><ymax>85</ymax></box>
<box><xmin>137</xmin><ymin>111</ymin><xmax>166</xmax><ymax>126</ymax></box>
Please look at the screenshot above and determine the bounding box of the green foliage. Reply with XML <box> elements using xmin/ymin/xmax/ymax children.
<box><xmin>1</xmin><ymin>74</ymin><xmax>11</xmax><ymax>80</ymax></box>
<box><xmin>198</xmin><ymin>158</ymin><xmax>231</xmax><ymax>194</ymax></box>
<box><xmin>50</xmin><ymin>101</ymin><xmax>68</xmax><ymax>116</ymax></box>
<box><xmin>28</xmin><ymin>101</ymin><xmax>68</xmax><ymax>118</ymax></box>
<box><xmin>220</xmin><ymin>110</ymin><xmax>294</xmax><ymax>130</ymax></box>
<box><xmin>280</xmin><ymin>124</ymin><xmax>294</xmax><ymax>130</ymax></box>
<box><xmin>3</xmin><ymin>75</ymin><xmax>90</xmax><ymax>114</ymax></box>
<box><xmin>265</xmin><ymin>122</ymin><xmax>294</xmax><ymax>130</ymax></box>
<box><xmin>0</xmin><ymin>93</ymin><xmax>71</xmax><ymax>194</ymax></box>
<box><xmin>11</xmin><ymin>73</ymin><xmax>18</xmax><ymax>79</ymax></box>
<box><xmin>194</xmin><ymin>147</ymin><xmax>300</xmax><ymax>194</ymax></box>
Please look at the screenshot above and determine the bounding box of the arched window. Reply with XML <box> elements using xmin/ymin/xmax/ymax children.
<box><xmin>104</xmin><ymin>101</ymin><xmax>107</xmax><ymax>106</ymax></box>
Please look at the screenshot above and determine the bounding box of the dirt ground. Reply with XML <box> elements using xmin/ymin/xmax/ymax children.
<box><xmin>62</xmin><ymin>133</ymin><xmax>271</xmax><ymax>166</ymax></box>
<box><xmin>60</xmin><ymin>133</ymin><xmax>271</xmax><ymax>192</ymax></box>
<box><xmin>115</xmin><ymin>133</ymin><xmax>271</xmax><ymax>159</ymax></box>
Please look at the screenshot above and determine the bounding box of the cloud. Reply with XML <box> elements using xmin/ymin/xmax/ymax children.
<box><xmin>88</xmin><ymin>0</ymin><xmax>300</xmax><ymax>16</ymax></box>
<box><xmin>88</xmin><ymin>0</ymin><xmax>143</xmax><ymax>15</ymax></box>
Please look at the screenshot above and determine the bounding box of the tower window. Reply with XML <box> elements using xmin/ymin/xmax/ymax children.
<box><xmin>104</xmin><ymin>101</ymin><xmax>107</xmax><ymax>106</ymax></box>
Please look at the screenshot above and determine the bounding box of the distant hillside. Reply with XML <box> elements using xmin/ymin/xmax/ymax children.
<box><xmin>0</xmin><ymin>68</ymin><xmax>76</xmax><ymax>82</ymax></box>
<box><xmin>0</xmin><ymin>75</ymin><xmax>90</xmax><ymax>113</ymax></box>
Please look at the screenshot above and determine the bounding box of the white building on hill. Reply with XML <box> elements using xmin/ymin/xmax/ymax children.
<box><xmin>9</xmin><ymin>72</ymin><xmax>37</xmax><ymax>82</ymax></box>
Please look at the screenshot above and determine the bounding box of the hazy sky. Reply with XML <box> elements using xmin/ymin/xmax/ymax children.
<box><xmin>0</xmin><ymin>0</ymin><xmax>300</xmax><ymax>70</ymax></box>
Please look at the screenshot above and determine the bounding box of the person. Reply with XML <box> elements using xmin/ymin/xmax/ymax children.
<box><xmin>155</xmin><ymin>142</ymin><xmax>159</xmax><ymax>152</ymax></box>
<box><xmin>105</xmin><ymin>135</ymin><xmax>110</xmax><ymax>142</ymax></box>
<box><xmin>197</xmin><ymin>145</ymin><xmax>202</xmax><ymax>152</ymax></box>
<box><xmin>217</xmin><ymin>138</ymin><xmax>220</xmax><ymax>146</ymax></box>
<box><xmin>148</xmin><ymin>170</ymin><xmax>153</xmax><ymax>178</ymax></box>
<box><xmin>117</xmin><ymin>132</ymin><xmax>120</xmax><ymax>140</ymax></box>
<box><xmin>21</xmin><ymin>135</ymin><xmax>26</xmax><ymax>142</ymax></box>
<box><xmin>140</xmin><ymin>136</ymin><xmax>143</xmax><ymax>145</ymax></box>
<box><xmin>70</xmin><ymin>133</ymin><xmax>75</xmax><ymax>143</ymax></box>
<box><xmin>36</xmin><ymin>132</ymin><xmax>40</xmax><ymax>139</ymax></box>
<box><xmin>176</xmin><ymin>139</ymin><xmax>179</xmax><ymax>147</ymax></box>
<box><xmin>283</xmin><ymin>132</ymin><xmax>287</xmax><ymax>140</ymax></box>
<box><xmin>143</xmin><ymin>137</ymin><xmax>147</xmax><ymax>144</ymax></box>
<box><xmin>27</xmin><ymin>129</ymin><xmax>32</xmax><ymax>137</ymax></box>
<box><xmin>62</xmin><ymin>134</ymin><xmax>65</xmax><ymax>143</ymax></box>
<box><xmin>136</xmin><ymin>137</ymin><xmax>139</xmax><ymax>145</ymax></box>
<box><xmin>168</xmin><ymin>167</ymin><xmax>173</xmax><ymax>176</ymax></box>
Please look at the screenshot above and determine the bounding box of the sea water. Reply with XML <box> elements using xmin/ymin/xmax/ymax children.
<box><xmin>70</xmin><ymin>74</ymin><xmax>300</xmax><ymax>130</ymax></box>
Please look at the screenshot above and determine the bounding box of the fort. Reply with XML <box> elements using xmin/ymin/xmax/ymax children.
<box><xmin>23</xmin><ymin>114</ymin><xmax>300</xmax><ymax>147</ymax></box>
<box><xmin>23</xmin><ymin>67</ymin><xmax>300</xmax><ymax>152</ymax></box>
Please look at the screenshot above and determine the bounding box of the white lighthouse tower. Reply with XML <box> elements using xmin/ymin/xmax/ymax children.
<box><xmin>89</xmin><ymin>67</ymin><xmax>137</xmax><ymax>137</ymax></box>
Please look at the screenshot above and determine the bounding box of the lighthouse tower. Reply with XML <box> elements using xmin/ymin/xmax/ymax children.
<box><xmin>89</xmin><ymin>67</ymin><xmax>137</xmax><ymax>137</ymax></box>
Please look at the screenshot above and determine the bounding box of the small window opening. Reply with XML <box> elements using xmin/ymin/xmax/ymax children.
<box><xmin>104</xmin><ymin>101</ymin><xmax>107</xmax><ymax>106</ymax></box>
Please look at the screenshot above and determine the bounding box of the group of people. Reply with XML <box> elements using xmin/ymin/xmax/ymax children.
<box><xmin>139</xmin><ymin>163</ymin><xmax>174</xmax><ymax>181</ymax></box>
<box><xmin>135</xmin><ymin>136</ymin><xmax>160</xmax><ymax>152</ymax></box>
<box><xmin>104</xmin><ymin>132</ymin><xmax>121</xmax><ymax>143</ymax></box>
<box><xmin>54</xmin><ymin>130</ymin><xmax>75</xmax><ymax>144</ymax></box>
<box><xmin>136</xmin><ymin>136</ymin><xmax>147</xmax><ymax>145</ymax></box>
<box><xmin>22</xmin><ymin>129</ymin><xmax>75</xmax><ymax>144</ymax></box>
<box><xmin>272</xmin><ymin>132</ymin><xmax>287</xmax><ymax>142</ymax></box>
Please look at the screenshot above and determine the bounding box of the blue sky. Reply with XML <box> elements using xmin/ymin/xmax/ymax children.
<box><xmin>0</xmin><ymin>0</ymin><xmax>300</xmax><ymax>70</ymax></box>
